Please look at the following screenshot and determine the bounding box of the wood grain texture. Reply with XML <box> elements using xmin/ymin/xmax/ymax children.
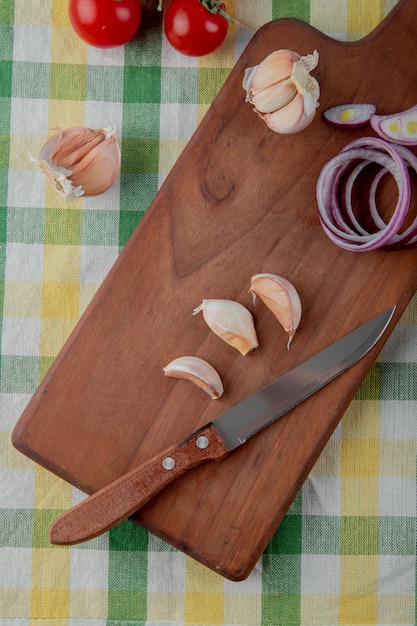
<box><xmin>12</xmin><ymin>0</ymin><xmax>417</xmax><ymax>580</ymax></box>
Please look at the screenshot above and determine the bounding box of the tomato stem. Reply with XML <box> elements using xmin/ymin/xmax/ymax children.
<box><xmin>200</xmin><ymin>0</ymin><xmax>234</xmax><ymax>24</ymax></box>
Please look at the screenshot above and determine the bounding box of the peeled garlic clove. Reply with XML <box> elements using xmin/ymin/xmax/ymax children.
<box><xmin>35</xmin><ymin>125</ymin><xmax>121</xmax><ymax>201</ymax></box>
<box><xmin>250</xmin><ymin>273</ymin><xmax>302</xmax><ymax>349</ymax></box>
<box><xmin>193</xmin><ymin>299</ymin><xmax>258</xmax><ymax>356</ymax></box>
<box><xmin>163</xmin><ymin>356</ymin><xmax>224</xmax><ymax>400</ymax></box>
<box><xmin>243</xmin><ymin>49</ymin><xmax>320</xmax><ymax>134</ymax></box>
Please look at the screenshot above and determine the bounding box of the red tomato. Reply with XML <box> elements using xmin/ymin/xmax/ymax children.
<box><xmin>68</xmin><ymin>0</ymin><xmax>142</xmax><ymax>48</ymax></box>
<box><xmin>164</xmin><ymin>0</ymin><xmax>229</xmax><ymax>56</ymax></box>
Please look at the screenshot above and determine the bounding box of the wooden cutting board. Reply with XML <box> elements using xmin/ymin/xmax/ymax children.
<box><xmin>12</xmin><ymin>0</ymin><xmax>417</xmax><ymax>581</ymax></box>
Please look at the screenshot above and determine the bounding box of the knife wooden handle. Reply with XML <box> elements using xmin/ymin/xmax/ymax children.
<box><xmin>49</xmin><ymin>423</ymin><xmax>228</xmax><ymax>545</ymax></box>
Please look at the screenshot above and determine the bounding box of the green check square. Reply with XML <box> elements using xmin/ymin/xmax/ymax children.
<box><xmin>120</xmin><ymin>173</ymin><xmax>158</xmax><ymax>211</ymax></box>
<box><xmin>198</xmin><ymin>68</ymin><xmax>229</xmax><ymax>104</ymax></box>
<box><xmin>0</xmin><ymin>206</ymin><xmax>7</xmax><ymax>243</ymax></box>
<box><xmin>107</xmin><ymin>591</ymin><xmax>147</xmax><ymax>622</ymax></box>
<box><xmin>0</xmin><ymin>355</ymin><xmax>39</xmax><ymax>393</ymax></box>
<box><xmin>108</xmin><ymin>552</ymin><xmax>148</xmax><ymax>590</ymax></box>
<box><xmin>381</xmin><ymin>363</ymin><xmax>417</xmax><ymax>400</ymax></box>
<box><xmin>341</xmin><ymin>516</ymin><xmax>378</xmax><ymax>555</ymax></box>
<box><xmin>50</xmin><ymin>63</ymin><xmax>87</xmax><ymax>101</ymax></box>
<box><xmin>0</xmin><ymin>61</ymin><xmax>12</xmax><ymax>97</ymax></box>
<box><xmin>118</xmin><ymin>209</ymin><xmax>143</xmax><ymax>247</ymax></box>
<box><xmin>161</xmin><ymin>67</ymin><xmax>198</xmax><ymax>104</ymax></box>
<box><xmin>262</xmin><ymin>554</ymin><xmax>301</xmax><ymax>593</ymax></box>
<box><xmin>122</xmin><ymin>103</ymin><xmax>160</xmax><ymax>138</ymax></box>
<box><xmin>124</xmin><ymin>13</ymin><xmax>161</xmax><ymax>67</ymax></box>
<box><xmin>33</xmin><ymin>509</ymin><xmax>65</xmax><ymax>548</ymax></box>
<box><xmin>272</xmin><ymin>0</ymin><xmax>310</xmax><ymax>20</ymax></box>
<box><xmin>355</xmin><ymin>362</ymin><xmax>380</xmax><ymax>400</ymax></box>
<box><xmin>44</xmin><ymin>208</ymin><xmax>82</xmax><ymax>245</ymax></box>
<box><xmin>12</xmin><ymin>62</ymin><xmax>49</xmax><ymax>99</ymax></box>
<box><xmin>109</xmin><ymin>519</ymin><xmax>148</xmax><ymax>552</ymax></box>
<box><xmin>86</xmin><ymin>65</ymin><xmax>124</xmax><ymax>102</ymax></box>
<box><xmin>0</xmin><ymin>240</ymin><xmax>5</xmax><ymax>271</ymax></box>
<box><xmin>39</xmin><ymin>356</ymin><xmax>54</xmax><ymax>381</ymax></box>
<box><xmin>7</xmin><ymin>207</ymin><xmax>45</xmax><ymax>244</ymax></box>
<box><xmin>267</xmin><ymin>515</ymin><xmax>302</xmax><ymax>555</ymax></box>
<box><xmin>379</xmin><ymin>516</ymin><xmax>416</xmax><ymax>555</ymax></box>
<box><xmin>0</xmin><ymin>509</ymin><xmax>34</xmax><ymax>547</ymax></box>
<box><xmin>0</xmin><ymin>98</ymin><xmax>11</xmax><ymax>132</ymax></box>
<box><xmin>0</xmin><ymin>170</ymin><xmax>8</xmax><ymax>204</ymax></box>
<box><xmin>123</xmin><ymin>66</ymin><xmax>161</xmax><ymax>103</ymax></box>
<box><xmin>121</xmin><ymin>138</ymin><xmax>159</xmax><ymax>174</ymax></box>
<box><xmin>0</xmin><ymin>2</ymin><xmax>14</xmax><ymax>22</ymax></box>
<box><xmin>302</xmin><ymin>515</ymin><xmax>341</xmax><ymax>553</ymax></box>
<box><xmin>81</xmin><ymin>210</ymin><xmax>119</xmax><ymax>246</ymax></box>
<box><xmin>262</xmin><ymin>594</ymin><xmax>300</xmax><ymax>625</ymax></box>
<box><xmin>0</xmin><ymin>135</ymin><xmax>10</xmax><ymax>169</ymax></box>
<box><xmin>0</xmin><ymin>24</ymin><xmax>13</xmax><ymax>60</ymax></box>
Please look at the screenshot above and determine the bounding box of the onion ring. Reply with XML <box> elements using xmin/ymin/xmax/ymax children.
<box><xmin>316</xmin><ymin>137</ymin><xmax>416</xmax><ymax>251</ymax></box>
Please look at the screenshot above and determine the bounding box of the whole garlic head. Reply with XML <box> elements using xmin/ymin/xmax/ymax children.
<box><xmin>243</xmin><ymin>49</ymin><xmax>320</xmax><ymax>134</ymax></box>
<box><xmin>34</xmin><ymin>125</ymin><xmax>121</xmax><ymax>201</ymax></box>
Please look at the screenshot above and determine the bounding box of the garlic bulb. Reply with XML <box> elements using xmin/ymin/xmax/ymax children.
<box><xmin>243</xmin><ymin>49</ymin><xmax>320</xmax><ymax>134</ymax></box>
<box><xmin>34</xmin><ymin>125</ymin><xmax>121</xmax><ymax>201</ymax></box>
<box><xmin>193</xmin><ymin>299</ymin><xmax>258</xmax><ymax>356</ymax></box>
<box><xmin>163</xmin><ymin>356</ymin><xmax>224</xmax><ymax>399</ymax></box>
<box><xmin>250</xmin><ymin>273</ymin><xmax>302</xmax><ymax>349</ymax></box>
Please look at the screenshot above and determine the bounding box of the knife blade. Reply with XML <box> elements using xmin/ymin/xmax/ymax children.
<box><xmin>49</xmin><ymin>306</ymin><xmax>395</xmax><ymax>545</ymax></box>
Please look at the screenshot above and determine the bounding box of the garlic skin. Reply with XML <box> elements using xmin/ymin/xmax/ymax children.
<box><xmin>250</xmin><ymin>273</ymin><xmax>302</xmax><ymax>349</ymax></box>
<box><xmin>193</xmin><ymin>299</ymin><xmax>258</xmax><ymax>356</ymax></box>
<box><xmin>243</xmin><ymin>49</ymin><xmax>320</xmax><ymax>134</ymax></box>
<box><xmin>35</xmin><ymin>125</ymin><xmax>121</xmax><ymax>201</ymax></box>
<box><xmin>163</xmin><ymin>356</ymin><xmax>224</xmax><ymax>399</ymax></box>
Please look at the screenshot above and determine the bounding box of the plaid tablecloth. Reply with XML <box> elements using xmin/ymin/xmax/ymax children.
<box><xmin>2</xmin><ymin>0</ymin><xmax>416</xmax><ymax>624</ymax></box>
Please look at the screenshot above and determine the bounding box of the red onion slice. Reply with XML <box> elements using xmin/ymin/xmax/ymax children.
<box><xmin>323</xmin><ymin>103</ymin><xmax>376</xmax><ymax>128</ymax></box>
<box><xmin>370</xmin><ymin>104</ymin><xmax>417</xmax><ymax>146</ymax></box>
<box><xmin>316</xmin><ymin>137</ymin><xmax>414</xmax><ymax>251</ymax></box>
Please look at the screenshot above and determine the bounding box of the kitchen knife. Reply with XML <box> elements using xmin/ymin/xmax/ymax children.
<box><xmin>49</xmin><ymin>306</ymin><xmax>395</xmax><ymax>546</ymax></box>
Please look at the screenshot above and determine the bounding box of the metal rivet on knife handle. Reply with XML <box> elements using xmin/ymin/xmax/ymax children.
<box><xmin>162</xmin><ymin>457</ymin><xmax>175</xmax><ymax>470</ymax></box>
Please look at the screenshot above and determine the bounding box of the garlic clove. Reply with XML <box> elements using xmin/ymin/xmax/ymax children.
<box><xmin>243</xmin><ymin>49</ymin><xmax>320</xmax><ymax>135</ymax></box>
<box><xmin>193</xmin><ymin>299</ymin><xmax>258</xmax><ymax>356</ymax></box>
<box><xmin>70</xmin><ymin>131</ymin><xmax>121</xmax><ymax>196</ymax></box>
<box><xmin>250</xmin><ymin>273</ymin><xmax>302</xmax><ymax>349</ymax></box>
<box><xmin>251</xmin><ymin>78</ymin><xmax>297</xmax><ymax>115</ymax></box>
<box><xmin>35</xmin><ymin>125</ymin><xmax>121</xmax><ymax>201</ymax></box>
<box><xmin>246</xmin><ymin>49</ymin><xmax>296</xmax><ymax>96</ymax></box>
<box><xmin>163</xmin><ymin>356</ymin><xmax>224</xmax><ymax>400</ymax></box>
<box><xmin>264</xmin><ymin>94</ymin><xmax>305</xmax><ymax>133</ymax></box>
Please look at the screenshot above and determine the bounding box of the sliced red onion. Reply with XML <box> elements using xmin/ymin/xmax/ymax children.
<box><xmin>370</xmin><ymin>104</ymin><xmax>417</xmax><ymax>145</ymax></box>
<box><xmin>316</xmin><ymin>137</ymin><xmax>417</xmax><ymax>251</ymax></box>
<box><xmin>323</xmin><ymin>103</ymin><xmax>376</xmax><ymax>128</ymax></box>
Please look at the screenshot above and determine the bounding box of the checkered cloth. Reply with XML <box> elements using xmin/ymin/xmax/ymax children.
<box><xmin>2</xmin><ymin>0</ymin><xmax>415</xmax><ymax>624</ymax></box>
